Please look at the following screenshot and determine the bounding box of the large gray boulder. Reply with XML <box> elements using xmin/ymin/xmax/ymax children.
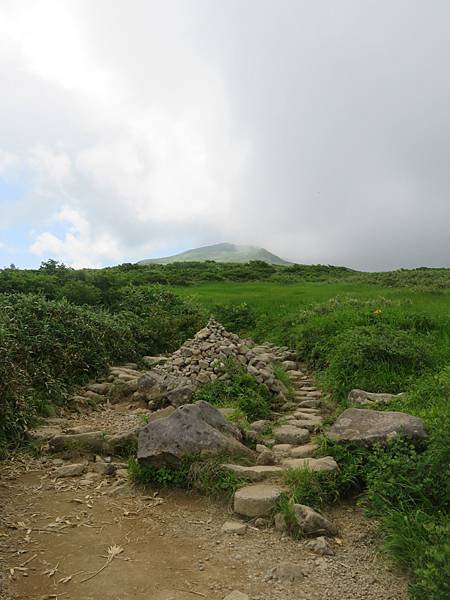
<box><xmin>137</xmin><ymin>400</ymin><xmax>255</xmax><ymax>466</ymax></box>
<box><xmin>348</xmin><ymin>389</ymin><xmax>404</xmax><ymax>406</ymax></box>
<box><xmin>327</xmin><ymin>408</ymin><xmax>426</xmax><ymax>446</ymax></box>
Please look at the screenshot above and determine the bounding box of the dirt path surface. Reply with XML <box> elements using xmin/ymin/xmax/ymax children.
<box><xmin>1</xmin><ymin>454</ymin><xmax>407</xmax><ymax>600</ymax></box>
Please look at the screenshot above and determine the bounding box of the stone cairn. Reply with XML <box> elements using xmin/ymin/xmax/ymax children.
<box><xmin>132</xmin><ymin>318</ymin><xmax>297</xmax><ymax>411</ymax></box>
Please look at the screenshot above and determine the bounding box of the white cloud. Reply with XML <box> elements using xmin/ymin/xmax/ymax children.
<box><xmin>0</xmin><ymin>148</ymin><xmax>19</xmax><ymax>176</ymax></box>
<box><xmin>30</xmin><ymin>207</ymin><xmax>121</xmax><ymax>268</ymax></box>
<box><xmin>28</xmin><ymin>145</ymin><xmax>72</xmax><ymax>187</ymax></box>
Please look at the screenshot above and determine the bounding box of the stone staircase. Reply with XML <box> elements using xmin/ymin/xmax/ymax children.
<box><xmin>225</xmin><ymin>364</ymin><xmax>337</xmax><ymax>518</ymax></box>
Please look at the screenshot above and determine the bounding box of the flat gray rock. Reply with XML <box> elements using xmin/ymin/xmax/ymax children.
<box><xmin>327</xmin><ymin>407</ymin><xmax>426</xmax><ymax>446</ymax></box>
<box><xmin>234</xmin><ymin>484</ymin><xmax>284</xmax><ymax>517</ymax></box>
<box><xmin>348</xmin><ymin>389</ymin><xmax>404</xmax><ymax>406</ymax></box>
<box><xmin>273</xmin><ymin>425</ymin><xmax>310</xmax><ymax>445</ymax></box>
<box><xmin>137</xmin><ymin>400</ymin><xmax>255</xmax><ymax>466</ymax></box>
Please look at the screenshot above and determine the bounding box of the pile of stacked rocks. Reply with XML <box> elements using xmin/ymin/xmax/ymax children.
<box><xmin>133</xmin><ymin>318</ymin><xmax>296</xmax><ymax>411</ymax></box>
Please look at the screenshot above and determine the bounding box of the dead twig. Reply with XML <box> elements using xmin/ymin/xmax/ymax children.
<box><xmin>79</xmin><ymin>544</ymin><xmax>123</xmax><ymax>583</ymax></box>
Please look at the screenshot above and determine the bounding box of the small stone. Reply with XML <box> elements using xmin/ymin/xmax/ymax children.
<box><xmin>305</xmin><ymin>536</ymin><xmax>334</xmax><ymax>555</ymax></box>
<box><xmin>256</xmin><ymin>449</ymin><xmax>276</xmax><ymax>465</ymax></box>
<box><xmin>115</xmin><ymin>468</ymin><xmax>129</xmax><ymax>479</ymax></box>
<box><xmin>269</xmin><ymin>561</ymin><xmax>305</xmax><ymax>582</ymax></box>
<box><xmin>293</xmin><ymin>504</ymin><xmax>337</xmax><ymax>536</ymax></box>
<box><xmin>221</xmin><ymin>521</ymin><xmax>247</xmax><ymax>535</ymax></box>
<box><xmin>54</xmin><ymin>463</ymin><xmax>87</xmax><ymax>478</ymax></box>
<box><xmin>250</xmin><ymin>419</ymin><xmax>271</xmax><ymax>433</ymax></box>
<box><xmin>93</xmin><ymin>461</ymin><xmax>116</xmax><ymax>476</ymax></box>
<box><xmin>254</xmin><ymin>518</ymin><xmax>266</xmax><ymax>528</ymax></box>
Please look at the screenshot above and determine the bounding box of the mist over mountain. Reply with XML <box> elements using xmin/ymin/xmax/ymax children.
<box><xmin>137</xmin><ymin>243</ymin><xmax>290</xmax><ymax>265</ymax></box>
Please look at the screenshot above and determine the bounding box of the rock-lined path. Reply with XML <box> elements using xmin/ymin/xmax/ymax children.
<box><xmin>0</xmin><ymin>325</ymin><xmax>408</xmax><ymax>600</ymax></box>
<box><xmin>227</xmin><ymin>366</ymin><xmax>339</xmax><ymax>527</ymax></box>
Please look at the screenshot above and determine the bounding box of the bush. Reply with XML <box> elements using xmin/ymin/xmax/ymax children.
<box><xmin>0</xmin><ymin>288</ymin><xmax>205</xmax><ymax>454</ymax></box>
<box><xmin>193</xmin><ymin>361</ymin><xmax>271</xmax><ymax>422</ymax></box>
<box><xmin>0</xmin><ymin>294</ymin><xmax>137</xmax><ymax>455</ymax></box>
<box><xmin>114</xmin><ymin>285</ymin><xmax>205</xmax><ymax>354</ymax></box>
<box><xmin>211</xmin><ymin>302</ymin><xmax>256</xmax><ymax>333</ymax></box>
<box><xmin>323</xmin><ymin>324</ymin><xmax>440</xmax><ymax>400</ymax></box>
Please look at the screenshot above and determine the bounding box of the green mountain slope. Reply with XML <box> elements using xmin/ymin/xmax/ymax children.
<box><xmin>137</xmin><ymin>242</ymin><xmax>291</xmax><ymax>265</ymax></box>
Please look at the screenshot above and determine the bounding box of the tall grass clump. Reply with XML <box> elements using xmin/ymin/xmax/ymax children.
<box><xmin>128</xmin><ymin>455</ymin><xmax>243</xmax><ymax>499</ymax></box>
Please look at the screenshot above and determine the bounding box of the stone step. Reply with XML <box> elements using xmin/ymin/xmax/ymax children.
<box><xmin>287</xmin><ymin>419</ymin><xmax>322</xmax><ymax>432</ymax></box>
<box><xmin>289</xmin><ymin>443</ymin><xmax>319</xmax><ymax>458</ymax></box>
<box><xmin>293</xmin><ymin>411</ymin><xmax>323</xmax><ymax>421</ymax></box>
<box><xmin>288</xmin><ymin>371</ymin><xmax>306</xmax><ymax>378</ymax></box>
<box><xmin>273</xmin><ymin>425</ymin><xmax>310</xmax><ymax>445</ymax></box>
<box><xmin>222</xmin><ymin>464</ymin><xmax>283</xmax><ymax>482</ymax></box>
<box><xmin>281</xmin><ymin>456</ymin><xmax>338</xmax><ymax>472</ymax></box>
<box><xmin>298</xmin><ymin>399</ymin><xmax>321</xmax><ymax>409</ymax></box>
<box><xmin>272</xmin><ymin>443</ymin><xmax>293</xmax><ymax>457</ymax></box>
<box><xmin>292</xmin><ymin>407</ymin><xmax>320</xmax><ymax>414</ymax></box>
<box><xmin>233</xmin><ymin>484</ymin><xmax>285</xmax><ymax>517</ymax></box>
<box><xmin>294</xmin><ymin>392</ymin><xmax>322</xmax><ymax>400</ymax></box>
<box><xmin>297</xmin><ymin>386</ymin><xmax>318</xmax><ymax>392</ymax></box>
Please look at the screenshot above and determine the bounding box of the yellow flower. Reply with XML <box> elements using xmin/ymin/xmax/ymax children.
<box><xmin>373</xmin><ymin>308</ymin><xmax>382</xmax><ymax>317</ymax></box>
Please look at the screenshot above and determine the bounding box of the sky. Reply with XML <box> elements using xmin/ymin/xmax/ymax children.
<box><xmin>0</xmin><ymin>0</ymin><xmax>449</xmax><ymax>271</ymax></box>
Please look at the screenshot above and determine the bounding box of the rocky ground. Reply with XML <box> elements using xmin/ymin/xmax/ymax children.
<box><xmin>0</xmin><ymin>321</ymin><xmax>409</xmax><ymax>599</ymax></box>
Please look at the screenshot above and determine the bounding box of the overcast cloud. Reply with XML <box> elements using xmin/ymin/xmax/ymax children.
<box><xmin>0</xmin><ymin>0</ymin><xmax>449</xmax><ymax>269</ymax></box>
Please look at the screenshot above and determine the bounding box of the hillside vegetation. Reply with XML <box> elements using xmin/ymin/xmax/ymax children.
<box><xmin>1</xmin><ymin>260</ymin><xmax>450</xmax><ymax>597</ymax></box>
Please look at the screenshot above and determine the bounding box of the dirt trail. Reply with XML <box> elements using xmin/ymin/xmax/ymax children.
<box><xmin>0</xmin><ymin>369</ymin><xmax>409</xmax><ymax>600</ymax></box>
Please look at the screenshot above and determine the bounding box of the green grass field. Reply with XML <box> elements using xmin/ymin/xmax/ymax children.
<box><xmin>174</xmin><ymin>280</ymin><xmax>450</xmax><ymax>342</ymax></box>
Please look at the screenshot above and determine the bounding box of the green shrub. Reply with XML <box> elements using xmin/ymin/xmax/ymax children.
<box><xmin>193</xmin><ymin>361</ymin><xmax>271</xmax><ymax>421</ymax></box>
<box><xmin>0</xmin><ymin>288</ymin><xmax>204</xmax><ymax>454</ymax></box>
<box><xmin>114</xmin><ymin>285</ymin><xmax>205</xmax><ymax>354</ymax></box>
<box><xmin>212</xmin><ymin>302</ymin><xmax>256</xmax><ymax>333</ymax></box>
<box><xmin>0</xmin><ymin>294</ymin><xmax>138</xmax><ymax>455</ymax></box>
<box><xmin>322</xmin><ymin>324</ymin><xmax>440</xmax><ymax>400</ymax></box>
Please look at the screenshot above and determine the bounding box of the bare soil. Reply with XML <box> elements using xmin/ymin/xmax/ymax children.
<box><xmin>0</xmin><ymin>449</ymin><xmax>408</xmax><ymax>600</ymax></box>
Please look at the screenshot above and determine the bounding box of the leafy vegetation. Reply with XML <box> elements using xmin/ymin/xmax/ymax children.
<box><xmin>128</xmin><ymin>455</ymin><xmax>243</xmax><ymax>499</ymax></box>
<box><xmin>193</xmin><ymin>359</ymin><xmax>272</xmax><ymax>422</ymax></box>
<box><xmin>211</xmin><ymin>301</ymin><xmax>256</xmax><ymax>334</ymax></box>
<box><xmin>0</xmin><ymin>289</ymin><xmax>204</xmax><ymax>455</ymax></box>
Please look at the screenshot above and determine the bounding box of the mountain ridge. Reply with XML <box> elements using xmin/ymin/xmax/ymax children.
<box><xmin>137</xmin><ymin>242</ymin><xmax>291</xmax><ymax>265</ymax></box>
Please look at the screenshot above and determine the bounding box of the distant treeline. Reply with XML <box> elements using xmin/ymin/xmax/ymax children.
<box><xmin>0</xmin><ymin>260</ymin><xmax>354</xmax><ymax>305</ymax></box>
<box><xmin>1</xmin><ymin>260</ymin><xmax>450</xmax><ymax>306</ymax></box>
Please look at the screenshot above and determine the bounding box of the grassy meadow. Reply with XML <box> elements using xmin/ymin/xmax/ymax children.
<box><xmin>174</xmin><ymin>279</ymin><xmax>450</xmax><ymax>342</ymax></box>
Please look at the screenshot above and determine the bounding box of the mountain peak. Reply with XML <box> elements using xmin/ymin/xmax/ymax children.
<box><xmin>137</xmin><ymin>242</ymin><xmax>290</xmax><ymax>265</ymax></box>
